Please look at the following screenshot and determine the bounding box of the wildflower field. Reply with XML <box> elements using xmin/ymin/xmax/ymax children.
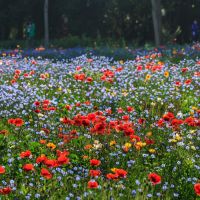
<box><xmin>0</xmin><ymin>49</ymin><xmax>200</xmax><ymax>200</ymax></box>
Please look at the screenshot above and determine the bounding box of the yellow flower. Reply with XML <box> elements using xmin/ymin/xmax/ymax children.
<box><xmin>190</xmin><ymin>130</ymin><xmax>196</xmax><ymax>134</ymax></box>
<box><xmin>169</xmin><ymin>139</ymin><xmax>177</xmax><ymax>143</ymax></box>
<box><xmin>111</xmin><ymin>92</ymin><xmax>116</xmax><ymax>97</ymax></box>
<box><xmin>158</xmin><ymin>61</ymin><xmax>164</xmax><ymax>65</ymax></box>
<box><xmin>164</xmin><ymin>71</ymin><xmax>169</xmax><ymax>78</ymax></box>
<box><xmin>135</xmin><ymin>142</ymin><xmax>146</xmax><ymax>150</ymax></box>
<box><xmin>190</xmin><ymin>111</ymin><xmax>194</xmax><ymax>115</ymax></box>
<box><xmin>175</xmin><ymin>134</ymin><xmax>182</xmax><ymax>141</ymax></box>
<box><xmin>111</xmin><ymin>168</ymin><xmax>118</xmax><ymax>173</ymax></box>
<box><xmin>191</xmin><ymin>146</ymin><xmax>196</xmax><ymax>150</ymax></box>
<box><xmin>146</xmin><ymin>131</ymin><xmax>152</xmax><ymax>137</ymax></box>
<box><xmin>124</xmin><ymin>143</ymin><xmax>132</xmax><ymax>148</ymax></box>
<box><xmin>145</xmin><ymin>74</ymin><xmax>151</xmax><ymax>81</ymax></box>
<box><xmin>122</xmin><ymin>92</ymin><xmax>128</xmax><ymax>97</ymax></box>
<box><xmin>110</xmin><ymin>140</ymin><xmax>116</xmax><ymax>146</ymax></box>
<box><xmin>149</xmin><ymin>149</ymin><xmax>156</xmax><ymax>153</ymax></box>
<box><xmin>58</xmin><ymin>87</ymin><xmax>62</xmax><ymax>91</ymax></box>
<box><xmin>119</xmin><ymin>60</ymin><xmax>124</xmax><ymax>65</ymax></box>
<box><xmin>45</xmin><ymin>73</ymin><xmax>49</xmax><ymax>78</ymax></box>
<box><xmin>84</xmin><ymin>144</ymin><xmax>93</xmax><ymax>150</ymax></box>
<box><xmin>112</xmin><ymin>66</ymin><xmax>116</xmax><ymax>70</ymax></box>
<box><xmin>192</xmin><ymin>106</ymin><xmax>198</xmax><ymax>110</ymax></box>
<box><xmin>46</xmin><ymin>143</ymin><xmax>56</xmax><ymax>150</ymax></box>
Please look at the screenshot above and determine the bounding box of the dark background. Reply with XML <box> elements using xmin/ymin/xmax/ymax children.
<box><xmin>0</xmin><ymin>0</ymin><xmax>200</xmax><ymax>46</ymax></box>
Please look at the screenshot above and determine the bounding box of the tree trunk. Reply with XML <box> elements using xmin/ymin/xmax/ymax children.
<box><xmin>44</xmin><ymin>0</ymin><xmax>49</xmax><ymax>48</ymax></box>
<box><xmin>151</xmin><ymin>0</ymin><xmax>161</xmax><ymax>47</ymax></box>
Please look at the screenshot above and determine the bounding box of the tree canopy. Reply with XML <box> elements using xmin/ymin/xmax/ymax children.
<box><xmin>0</xmin><ymin>0</ymin><xmax>200</xmax><ymax>45</ymax></box>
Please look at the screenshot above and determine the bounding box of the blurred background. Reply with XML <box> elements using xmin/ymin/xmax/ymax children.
<box><xmin>0</xmin><ymin>0</ymin><xmax>200</xmax><ymax>49</ymax></box>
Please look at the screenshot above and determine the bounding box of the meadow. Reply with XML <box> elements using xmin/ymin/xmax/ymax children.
<box><xmin>0</xmin><ymin>48</ymin><xmax>200</xmax><ymax>200</ymax></box>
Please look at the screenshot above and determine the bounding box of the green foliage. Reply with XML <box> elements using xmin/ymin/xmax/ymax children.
<box><xmin>1</xmin><ymin>0</ymin><xmax>200</xmax><ymax>45</ymax></box>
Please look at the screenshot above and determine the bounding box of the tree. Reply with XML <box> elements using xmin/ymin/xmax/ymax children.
<box><xmin>44</xmin><ymin>0</ymin><xmax>49</xmax><ymax>48</ymax></box>
<box><xmin>151</xmin><ymin>0</ymin><xmax>162</xmax><ymax>46</ymax></box>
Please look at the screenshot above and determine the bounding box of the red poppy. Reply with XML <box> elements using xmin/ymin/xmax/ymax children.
<box><xmin>82</xmin><ymin>119</ymin><xmax>90</xmax><ymax>126</ymax></box>
<box><xmin>148</xmin><ymin>173</ymin><xmax>161</xmax><ymax>185</ymax></box>
<box><xmin>7</xmin><ymin>118</ymin><xmax>15</xmax><ymax>125</ymax></box>
<box><xmin>23</xmin><ymin>164</ymin><xmax>34</xmax><ymax>171</ymax></box>
<box><xmin>0</xmin><ymin>166</ymin><xmax>5</xmax><ymax>174</ymax></box>
<box><xmin>0</xmin><ymin>130</ymin><xmax>9</xmax><ymax>135</ymax></box>
<box><xmin>20</xmin><ymin>150</ymin><xmax>31</xmax><ymax>158</ymax></box>
<box><xmin>65</xmin><ymin>105</ymin><xmax>71</xmax><ymax>110</ymax></box>
<box><xmin>157</xmin><ymin>118</ymin><xmax>164</xmax><ymax>127</ymax></box>
<box><xmin>122</xmin><ymin>115</ymin><xmax>129</xmax><ymax>121</ymax></box>
<box><xmin>115</xmin><ymin>169</ymin><xmax>127</xmax><ymax>178</ymax></box>
<box><xmin>36</xmin><ymin>155</ymin><xmax>47</xmax><ymax>164</ymax></box>
<box><xmin>76</xmin><ymin>66</ymin><xmax>82</xmax><ymax>71</ymax></box>
<box><xmin>57</xmin><ymin>156</ymin><xmax>69</xmax><ymax>165</ymax></box>
<box><xmin>44</xmin><ymin>159</ymin><xmax>57</xmax><ymax>168</ymax></box>
<box><xmin>92</xmin><ymin>122</ymin><xmax>107</xmax><ymax>134</ymax></box>
<box><xmin>34</xmin><ymin>109</ymin><xmax>41</xmax><ymax>113</ymax></box>
<box><xmin>117</xmin><ymin>107</ymin><xmax>124</xmax><ymax>113</ymax></box>
<box><xmin>23</xmin><ymin>73</ymin><xmax>29</xmax><ymax>78</ymax></box>
<box><xmin>0</xmin><ymin>187</ymin><xmax>12</xmax><ymax>195</ymax></box>
<box><xmin>171</xmin><ymin>119</ymin><xmax>184</xmax><ymax>127</ymax></box>
<box><xmin>137</xmin><ymin>65</ymin><xmax>143</xmax><ymax>71</ymax></box>
<box><xmin>163</xmin><ymin>112</ymin><xmax>174</xmax><ymax>121</ymax></box>
<box><xmin>185</xmin><ymin>117</ymin><xmax>196</xmax><ymax>126</ymax></box>
<box><xmin>86</xmin><ymin>77</ymin><xmax>93</xmax><ymax>82</ymax></box>
<box><xmin>116</xmin><ymin>67</ymin><xmax>123</xmax><ymax>72</ymax></box>
<box><xmin>185</xmin><ymin>79</ymin><xmax>192</xmax><ymax>85</ymax></box>
<box><xmin>145</xmin><ymin>138</ymin><xmax>155</xmax><ymax>145</ymax></box>
<box><xmin>10</xmin><ymin>79</ymin><xmax>17</xmax><ymax>84</ymax></box>
<box><xmin>106</xmin><ymin>173</ymin><xmax>119</xmax><ymax>180</ymax></box>
<box><xmin>90</xmin><ymin>159</ymin><xmax>101</xmax><ymax>166</ymax></box>
<box><xmin>89</xmin><ymin>170</ymin><xmax>101</xmax><ymax>177</ymax></box>
<box><xmin>87</xmin><ymin>180</ymin><xmax>98</xmax><ymax>188</ymax></box>
<box><xmin>15</xmin><ymin>69</ymin><xmax>21</xmax><ymax>75</ymax></box>
<box><xmin>181</xmin><ymin>68</ymin><xmax>188</xmax><ymax>73</ymax></box>
<box><xmin>124</xmin><ymin>127</ymin><xmax>135</xmax><ymax>136</ymax></box>
<box><xmin>138</xmin><ymin>118</ymin><xmax>145</xmax><ymax>125</ymax></box>
<box><xmin>194</xmin><ymin>183</ymin><xmax>200</xmax><ymax>196</ymax></box>
<box><xmin>56</xmin><ymin>150</ymin><xmax>69</xmax><ymax>157</ymax></box>
<box><xmin>41</xmin><ymin>168</ymin><xmax>52</xmax><ymax>179</ymax></box>
<box><xmin>43</xmin><ymin>99</ymin><xmax>50</xmax><ymax>105</ymax></box>
<box><xmin>130</xmin><ymin>135</ymin><xmax>141</xmax><ymax>142</ymax></box>
<box><xmin>86</xmin><ymin>114</ymin><xmax>96</xmax><ymax>123</ymax></box>
<box><xmin>175</xmin><ymin>81</ymin><xmax>182</xmax><ymax>87</ymax></box>
<box><xmin>14</xmin><ymin>118</ymin><xmax>24</xmax><ymax>127</ymax></box>
<box><xmin>127</xmin><ymin>106</ymin><xmax>134</xmax><ymax>112</ymax></box>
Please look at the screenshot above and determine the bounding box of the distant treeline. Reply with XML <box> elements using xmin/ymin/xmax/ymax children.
<box><xmin>0</xmin><ymin>0</ymin><xmax>200</xmax><ymax>45</ymax></box>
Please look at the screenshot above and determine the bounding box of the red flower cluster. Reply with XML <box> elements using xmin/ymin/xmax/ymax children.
<box><xmin>90</xmin><ymin>159</ymin><xmax>101</xmax><ymax>166</ymax></box>
<box><xmin>8</xmin><ymin>118</ymin><xmax>24</xmax><ymax>127</ymax></box>
<box><xmin>100</xmin><ymin>69</ymin><xmax>115</xmax><ymax>83</ymax></box>
<box><xmin>36</xmin><ymin>150</ymin><xmax>70</xmax><ymax>169</ymax></box>
<box><xmin>0</xmin><ymin>165</ymin><xmax>5</xmax><ymax>174</ymax></box>
<box><xmin>194</xmin><ymin>183</ymin><xmax>200</xmax><ymax>196</ymax></box>
<box><xmin>89</xmin><ymin>170</ymin><xmax>101</xmax><ymax>177</ymax></box>
<box><xmin>157</xmin><ymin>112</ymin><xmax>200</xmax><ymax>128</ymax></box>
<box><xmin>41</xmin><ymin>168</ymin><xmax>52</xmax><ymax>179</ymax></box>
<box><xmin>23</xmin><ymin>164</ymin><xmax>35</xmax><ymax>171</ymax></box>
<box><xmin>87</xmin><ymin>180</ymin><xmax>98</xmax><ymax>188</ymax></box>
<box><xmin>20</xmin><ymin>150</ymin><xmax>32</xmax><ymax>158</ymax></box>
<box><xmin>0</xmin><ymin>187</ymin><xmax>12</xmax><ymax>195</ymax></box>
<box><xmin>148</xmin><ymin>173</ymin><xmax>161</xmax><ymax>185</ymax></box>
<box><xmin>33</xmin><ymin>99</ymin><xmax>57</xmax><ymax>112</ymax></box>
<box><xmin>106</xmin><ymin>169</ymin><xmax>127</xmax><ymax>180</ymax></box>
